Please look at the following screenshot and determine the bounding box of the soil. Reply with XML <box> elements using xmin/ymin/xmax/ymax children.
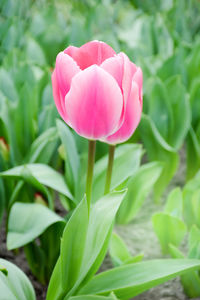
<box><xmin>1</xmin><ymin>148</ymin><xmax>200</xmax><ymax>300</ymax></box>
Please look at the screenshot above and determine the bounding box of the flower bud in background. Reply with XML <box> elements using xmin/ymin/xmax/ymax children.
<box><xmin>52</xmin><ymin>40</ymin><xmax>142</xmax><ymax>143</ymax></box>
<box><xmin>58</xmin><ymin>144</ymin><xmax>66</xmax><ymax>161</ymax></box>
<box><xmin>34</xmin><ymin>192</ymin><xmax>47</xmax><ymax>207</ymax></box>
<box><xmin>0</xmin><ymin>137</ymin><xmax>9</xmax><ymax>161</ymax></box>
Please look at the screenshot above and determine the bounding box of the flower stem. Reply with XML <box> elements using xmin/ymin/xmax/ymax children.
<box><xmin>86</xmin><ymin>140</ymin><xmax>96</xmax><ymax>213</ymax></box>
<box><xmin>104</xmin><ymin>145</ymin><xmax>115</xmax><ymax>194</ymax></box>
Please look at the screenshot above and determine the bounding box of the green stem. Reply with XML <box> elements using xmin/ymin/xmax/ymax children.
<box><xmin>104</xmin><ymin>145</ymin><xmax>115</xmax><ymax>194</ymax></box>
<box><xmin>86</xmin><ymin>140</ymin><xmax>96</xmax><ymax>213</ymax></box>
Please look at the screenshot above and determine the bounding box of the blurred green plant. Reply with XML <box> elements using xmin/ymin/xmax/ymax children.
<box><xmin>0</xmin><ymin>258</ymin><xmax>36</xmax><ymax>300</ymax></box>
<box><xmin>153</xmin><ymin>173</ymin><xmax>200</xmax><ymax>297</ymax></box>
<box><xmin>7</xmin><ymin>202</ymin><xmax>65</xmax><ymax>284</ymax></box>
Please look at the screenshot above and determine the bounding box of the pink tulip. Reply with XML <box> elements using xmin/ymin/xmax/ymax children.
<box><xmin>52</xmin><ymin>40</ymin><xmax>143</xmax><ymax>143</ymax></box>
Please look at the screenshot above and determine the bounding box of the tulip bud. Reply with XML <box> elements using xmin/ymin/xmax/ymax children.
<box><xmin>58</xmin><ymin>144</ymin><xmax>66</xmax><ymax>161</ymax></box>
<box><xmin>0</xmin><ymin>137</ymin><xmax>9</xmax><ymax>161</ymax></box>
<box><xmin>34</xmin><ymin>192</ymin><xmax>47</xmax><ymax>206</ymax></box>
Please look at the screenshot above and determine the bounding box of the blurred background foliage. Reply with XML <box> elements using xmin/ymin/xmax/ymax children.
<box><xmin>0</xmin><ymin>0</ymin><xmax>200</xmax><ymax>216</ymax></box>
<box><xmin>1</xmin><ymin>0</ymin><xmax>200</xmax><ymax>291</ymax></box>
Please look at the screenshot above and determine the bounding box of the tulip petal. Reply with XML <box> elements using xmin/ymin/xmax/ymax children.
<box><xmin>101</xmin><ymin>53</ymin><xmax>136</xmax><ymax>128</ymax></box>
<box><xmin>52</xmin><ymin>70</ymin><xmax>68</xmax><ymax>123</ymax></box>
<box><xmin>102</xmin><ymin>82</ymin><xmax>142</xmax><ymax>144</ymax></box>
<box><xmin>56</xmin><ymin>52</ymin><xmax>80</xmax><ymax>99</ymax></box>
<box><xmin>101</xmin><ymin>55</ymin><xmax>124</xmax><ymax>90</ymax></box>
<box><xmin>64</xmin><ymin>46</ymin><xmax>93</xmax><ymax>70</ymax></box>
<box><xmin>64</xmin><ymin>41</ymin><xmax>116</xmax><ymax>70</ymax></box>
<box><xmin>81</xmin><ymin>40</ymin><xmax>116</xmax><ymax>65</ymax></box>
<box><xmin>133</xmin><ymin>67</ymin><xmax>143</xmax><ymax>104</ymax></box>
<box><xmin>65</xmin><ymin>65</ymin><xmax>123</xmax><ymax>139</ymax></box>
<box><xmin>130</xmin><ymin>62</ymin><xmax>138</xmax><ymax>77</ymax></box>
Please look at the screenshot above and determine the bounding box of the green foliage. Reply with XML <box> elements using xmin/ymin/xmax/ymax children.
<box><xmin>169</xmin><ymin>226</ymin><xmax>200</xmax><ymax>298</ymax></box>
<box><xmin>92</xmin><ymin>144</ymin><xmax>143</xmax><ymax>203</ymax></box>
<box><xmin>0</xmin><ymin>163</ymin><xmax>73</xmax><ymax>208</ymax></box>
<box><xmin>109</xmin><ymin>232</ymin><xmax>143</xmax><ymax>267</ymax></box>
<box><xmin>186</xmin><ymin>70</ymin><xmax>200</xmax><ymax>180</ymax></box>
<box><xmin>1</xmin><ymin>0</ymin><xmax>200</xmax><ymax>299</ymax></box>
<box><xmin>7</xmin><ymin>202</ymin><xmax>65</xmax><ymax>283</ymax></box>
<box><xmin>183</xmin><ymin>171</ymin><xmax>200</xmax><ymax>229</ymax></box>
<box><xmin>69</xmin><ymin>296</ymin><xmax>117</xmax><ymax>300</ymax></box>
<box><xmin>0</xmin><ymin>179</ymin><xmax>5</xmax><ymax>224</ymax></box>
<box><xmin>0</xmin><ymin>258</ymin><xmax>36</xmax><ymax>300</ymax></box>
<box><xmin>153</xmin><ymin>188</ymin><xmax>186</xmax><ymax>254</ymax></box>
<box><xmin>7</xmin><ymin>202</ymin><xmax>65</xmax><ymax>250</ymax></box>
<box><xmin>140</xmin><ymin>74</ymin><xmax>190</xmax><ymax>202</ymax></box>
<box><xmin>46</xmin><ymin>190</ymin><xmax>126</xmax><ymax>300</ymax></box>
<box><xmin>46</xmin><ymin>189</ymin><xmax>200</xmax><ymax>300</ymax></box>
<box><xmin>57</xmin><ymin>119</ymin><xmax>80</xmax><ymax>196</ymax></box>
<box><xmin>78</xmin><ymin>259</ymin><xmax>200</xmax><ymax>299</ymax></box>
<box><xmin>153</xmin><ymin>183</ymin><xmax>200</xmax><ymax>297</ymax></box>
<box><xmin>117</xmin><ymin>161</ymin><xmax>163</xmax><ymax>223</ymax></box>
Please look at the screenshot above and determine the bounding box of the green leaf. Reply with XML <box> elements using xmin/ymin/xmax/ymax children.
<box><xmin>183</xmin><ymin>172</ymin><xmax>200</xmax><ymax>229</ymax></box>
<box><xmin>57</xmin><ymin>119</ymin><xmax>80</xmax><ymax>194</ymax></box>
<box><xmin>14</xmin><ymin>83</ymin><xmax>37</xmax><ymax>155</ymax></box>
<box><xmin>24</xmin><ymin>242</ymin><xmax>46</xmax><ymax>284</ymax></box>
<box><xmin>189</xmin><ymin>225</ymin><xmax>200</xmax><ymax>253</ymax></box>
<box><xmin>125</xmin><ymin>254</ymin><xmax>144</xmax><ymax>265</ymax></box>
<box><xmin>0</xmin><ymin>93</ymin><xmax>21</xmax><ymax>164</ymax></box>
<box><xmin>181</xmin><ymin>271</ymin><xmax>200</xmax><ymax>298</ymax></box>
<box><xmin>0</xmin><ymin>179</ymin><xmax>5</xmax><ymax>224</ymax></box>
<box><xmin>117</xmin><ymin>162</ymin><xmax>163</xmax><ymax>224</ymax></box>
<box><xmin>165</xmin><ymin>75</ymin><xmax>190</xmax><ymax>150</ymax></box>
<box><xmin>0</xmin><ymin>265</ymin><xmax>8</xmax><ymax>276</ymax></box>
<box><xmin>139</xmin><ymin>114</ymin><xmax>179</xmax><ymax>202</ymax></box>
<box><xmin>186</xmin><ymin>127</ymin><xmax>200</xmax><ymax>181</ymax></box>
<box><xmin>157</xmin><ymin>50</ymin><xmax>187</xmax><ymax>84</ymax></box>
<box><xmin>147</xmin><ymin>77</ymin><xmax>173</xmax><ymax>141</ymax></box>
<box><xmin>187</xmin><ymin>42</ymin><xmax>200</xmax><ymax>86</ymax></box>
<box><xmin>78</xmin><ymin>259</ymin><xmax>200</xmax><ymax>299</ymax></box>
<box><xmin>109</xmin><ymin>292</ymin><xmax>119</xmax><ymax>300</ymax></box>
<box><xmin>26</xmin><ymin>36</ymin><xmax>46</xmax><ymax>65</ymax></box>
<box><xmin>189</xmin><ymin>78</ymin><xmax>200</xmax><ymax>128</ymax></box>
<box><xmin>45</xmin><ymin>258</ymin><xmax>64</xmax><ymax>300</ymax></box>
<box><xmin>47</xmin><ymin>190</ymin><xmax>126</xmax><ymax>300</ymax></box>
<box><xmin>92</xmin><ymin>144</ymin><xmax>142</xmax><ymax>202</ymax></box>
<box><xmin>39</xmin><ymin>104</ymin><xmax>58</xmax><ymax>133</ymax></box>
<box><xmin>25</xmin><ymin>127</ymin><xmax>58</xmax><ymax>164</ymax></box>
<box><xmin>169</xmin><ymin>244</ymin><xmax>185</xmax><ymax>259</ymax></box>
<box><xmin>109</xmin><ymin>233</ymin><xmax>143</xmax><ymax>268</ymax></box>
<box><xmin>169</xmin><ymin>244</ymin><xmax>200</xmax><ymax>298</ymax></box>
<box><xmin>10</xmin><ymin>166</ymin><xmax>54</xmax><ymax>208</ymax></box>
<box><xmin>0</xmin><ymin>258</ymin><xmax>36</xmax><ymax>300</ymax></box>
<box><xmin>152</xmin><ymin>213</ymin><xmax>186</xmax><ymax>254</ymax></box>
<box><xmin>7</xmin><ymin>202</ymin><xmax>65</xmax><ymax>250</ymax></box>
<box><xmin>61</xmin><ymin>196</ymin><xmax>89</xmax><ymax>294</ymax></box>
<box><xmin>188</xmin><ymin>225</ymin><xmax>200</xmax><ymax>260</ymax></box>
<box><xmin>0</xmin><ymin>68</ymin><xmax>18</xmax><ymax>102</ymax></box>
<box><xmin>109</xmin><ymin>232</ymin><xmax>132</xmax><ymax>267</ymax></box>
<box><xmin>69</xmin><ymin>296</ymin><xmax>115</xmax><ymax>300</ymax></box>
<box><xmin>164</xmin><ymin>187</ymin><xmax>183</xmax><ymax>218</ymax></box>
<box><xmin>0</xmin><ymin>163</ymin><xmax>73</xmax><ymax>200</ymax></box>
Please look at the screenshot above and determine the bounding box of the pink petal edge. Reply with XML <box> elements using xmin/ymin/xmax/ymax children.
<box><xmin>64</xmin><ymin>40</ymin><xmax>116</xmax><ymax>70</ymax></box>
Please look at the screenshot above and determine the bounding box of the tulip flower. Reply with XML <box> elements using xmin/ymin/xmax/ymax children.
<box><xmin>52</xmin><ymin>40</ymin><xmax>143</xmax><ymax>208</ymax></box>
<box><xmin>52</xmin><ymin>40</ymin><xmax>142</xmax><ymax>144</ymax></box>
